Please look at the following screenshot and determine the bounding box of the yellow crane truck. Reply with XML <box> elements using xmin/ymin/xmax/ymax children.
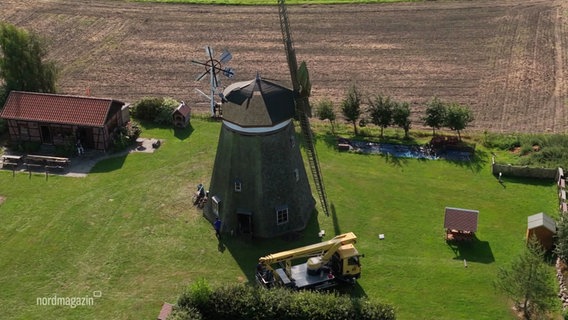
<box><xmin>255</xmin><ymin>232</ymin><xmax>362</xmax><ymax>290</ymax></box>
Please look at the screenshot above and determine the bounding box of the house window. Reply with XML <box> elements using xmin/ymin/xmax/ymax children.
<box><xmin>276</xmin><ymin>206</ymin><xmax>289</xmax><ymax>225</ymax></box>
<box><xmin>234</xmin><ymin>179</ymin><xmax>242</xmax><ymax>192</ymax></box>
<box><xmin>294</xmin><ymin>169</ymin><xmax>299</xmax><ymax>182</ymax></box>
<box><xmin>212</xmin><ymin>196</ymin><xmax>221</xmax><ymax>217</ymax></box>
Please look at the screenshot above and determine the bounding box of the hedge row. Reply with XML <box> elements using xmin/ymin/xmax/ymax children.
<box><xmin>130</xmin><ymin>97</ymin><xmax>179</xmax><ymax>125</ymax></box>
<box><xmin>170</xmin><ymin>280</ymin><xmax>396</xmax><ymax>320</ymax></box>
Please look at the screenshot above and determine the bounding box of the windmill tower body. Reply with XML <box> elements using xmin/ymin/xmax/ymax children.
<box><xmin>205</xmin><ymin>77</ymin><xmax>315</xmax><ymax>238</ymax></box>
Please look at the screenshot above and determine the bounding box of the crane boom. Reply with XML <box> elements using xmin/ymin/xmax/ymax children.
<box><xmin>259</xmin><ymin>232</ymin><xmax>357</xmax><ymax>265</ymax></box>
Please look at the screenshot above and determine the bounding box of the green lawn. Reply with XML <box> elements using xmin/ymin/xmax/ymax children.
<box><xmin>0</xmin><ymin>118</ymin><xmax>559</xmax><ymax>319</ymax></box>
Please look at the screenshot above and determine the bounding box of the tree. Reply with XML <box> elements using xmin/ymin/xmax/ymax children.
<box><xmin>423</xmin><ymin>97</ymin><xmax>446</xmax><ymax>136</ymax></box>
<box><xmin>0</xmin><ymin>23</ymin><xmax>57</xmax><ymax>105</ymax></box>
<box><xmin>341</xmin><ymin>84</ymin><xmax>362</xmax><ymax>135</ymax></box>
<box><xmin>315</xmin><ymin>98</ymin><xmax>336</xmax><ymax>133</ymax></box>
<box><xmin>392</xmin><ymin>101</ymin><xmax>412</xmax><ymax>139</ymax></box>
<box><xmin>445</xmin><ymin>102</ymin><xmax>474</xmax><ymax>141</ymax></box>
<box><xmin>368</xmin><ymin>95</ymin><xmax>393</xmax><ymax>139</ymax></box>
<box><xmin>494</xmin><ymin>236</ymin><xmax>557</xmax><ymax>320</ymax></box>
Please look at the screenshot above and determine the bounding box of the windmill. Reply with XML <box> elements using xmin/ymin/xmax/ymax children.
<box><xmin>277</xmin><ymin>0</ymin><xmax>330</xmax><ymax>217</ymax></box>
<box><xmin>204</xmin><ymin>74</ymin><xmax>316</xmax><ymax>238</ymax></box>
<box><xmin>192</xmin><ymin>46</ymin><xmax>235</xmax><ymax>117</ymax></box>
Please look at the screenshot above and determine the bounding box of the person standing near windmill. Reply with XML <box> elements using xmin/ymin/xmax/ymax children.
<box><xmin>213</xmin><ymin>217</ymin><xmax>222</xmax><ymax>238</ymax></box>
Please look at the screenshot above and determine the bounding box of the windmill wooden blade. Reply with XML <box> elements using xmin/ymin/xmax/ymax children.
<box><xmin>278</xmin><ymin>0</ymin><xmax>329</xmax><ymax>217</ymax></box>
<box><xmin>196</xmin><ymin>70</ymin><xmax>208</xmax><ymax>81</ymax></box>
<box><xmin>220</xmin><ymin>49</ymin><xmax>232</xmax><ymax>64</ymax></box>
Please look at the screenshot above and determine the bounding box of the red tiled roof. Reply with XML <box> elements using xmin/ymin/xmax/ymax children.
<box><xmin>0</xmin><ymin>91</ymin><xmax>124</xmax><ymax>127</ymax></box>
<box><xmin>157</xmin><ymin>302</ymin><xmax>173</xmax><ymax>320</ymax></box>
<box><xmin>444</xmin><ymin>207</ymin><xmax>479</xmax><ymax>232</ymax></box>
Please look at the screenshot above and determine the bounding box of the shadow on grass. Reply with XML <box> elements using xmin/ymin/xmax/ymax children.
<box><xmin>499</xmin><ymin>176</ymin><xmax>556</xmax><ymax>187</ymax></box>
<box><xmin>331</xmin><ymin>202</ymin><xmax>341</xmax><ymax>235</ymax></box>
<box><xmin>89</xmin><ymin>153</ymin><xmax>127</xmax><ymax>174</ymax></box>
<box><xmin>173</xmin><ymin>124</ymin><xmax>194</xmax><ymax>141</ymax></box>
<box><xmin>443</xmin><ymin>149</ymin><xmax>489</xmax><ymax>173</ymax></box>
<box><xmin>221</xmin><ymin>211</ymin><xmax>323</xmax><ymax>284</ymax></box>
<box><xmin>447</xmin><ymin>237</ymin><xmax>495</xmax><ymax>264</ymax></box>
<box><xmin>335</xmin><ymin>281</ymin><xmax>368</xmax><ymax>298</ymax></box>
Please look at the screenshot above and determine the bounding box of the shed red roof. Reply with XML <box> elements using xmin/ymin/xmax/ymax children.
<box><xmin>173</xmin><ymin>102</ymin><xmax>191</xmax><ymax>117</ymax></box>
<box><xmin>0</xmin><ymin>91</ymin><xmax>124</xmax><ymax>127</ymax></box>
<box><xmin>444</xmin><ymin>207</ymin><xmax>479</xmax><ymax>232</ymax></box>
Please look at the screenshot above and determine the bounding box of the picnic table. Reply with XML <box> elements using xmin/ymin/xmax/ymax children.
<box><xmin>1</xmin><ymin>154</ymin><xmax>23</xmax><ymax>169</ymax></box>
<box><xmin>24</xmin><ymin>155</ymin><xmax>70</xmax><ymax>171</ymax></box>
<box><xmin>25</xmin><ymin>155</ymin><xmax>70</xmax><ymax>165</ymax></box>
<box><xmin>2</xmin><ymin>154</ymin><xmax>23</xmax><ymax>163</ymax></box>
<box><xmin>445</xmin><ymin>229</ymin><xmax>474</xmax><ymax>242</ymax></box>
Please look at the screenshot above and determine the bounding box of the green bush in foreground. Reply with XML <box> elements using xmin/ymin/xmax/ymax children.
<box><xmin>173</xmin><ymin>280</ymin><xmax>396</xmax><ymax>320</ymax></box>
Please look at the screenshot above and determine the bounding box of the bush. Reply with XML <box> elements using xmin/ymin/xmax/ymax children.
<box><xmin>131</xmin><ymin>97</ymin><xmax>179</xmax><ymax>125</ymax></box>
<box><xmin>111</xmin><ymin>121</ymin><xmax>141</xmax><ymax>152</ymax></box>
<box><xmin>174</xmin><ymin>281</ymin><xmax>395</xmax><ymax>320</ymax></box>
<box><xmin>10</xmin><ymin>141</ymin><xmax>41</xmax><ymax>153</ymax></box>
<box><xmin>482</xmin><ymin>132</ymin><xmax>520</xmax><ymax>150</ymax></box>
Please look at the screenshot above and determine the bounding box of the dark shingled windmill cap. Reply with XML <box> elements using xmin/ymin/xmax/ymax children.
<box><xmin>222</xmin><ymin>75</ymin><xmax>296</xmax><ymax>127</ymax></box>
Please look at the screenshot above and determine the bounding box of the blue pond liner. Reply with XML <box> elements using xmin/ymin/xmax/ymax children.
<box><xmin>349</xmin><ymin>141</ymin><xmax>471</xmax><ymax>161</ymax></box>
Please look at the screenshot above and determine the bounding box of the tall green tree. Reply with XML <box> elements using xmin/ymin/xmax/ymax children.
<box><xmin>392</xmin><ymin>101</ymin><xmax>412</xmax><ymax>139</ymax></box>
<box><xmin>423</xmin><ymin>97</ymin><xmax>446</xmax><ymax>136</ymax></box>
<box><xmin>341</xmin><ymin>84</ymin><xmax>362</xmax><ymax>135</ymax></box>
<box><xmin>368</xmin><ymin>94</ymin><xmax>393</xmax><ymax>139</ymax></box>
<box><xmin>445</xmin><ymin>102</ymin><xmax>473</xmax><ymax>141</ymax></box>
<box><xmin>0</xmin><ymin>23</ymin><xmax>57</xmax><ymax>106</ymax></box>
<box><xmin>494</xmin><ymin>236</ymin><xmax>557</xmax><ymax>320</ymax></box>
<box><xmin>315</xmin><ymin>98</ymin><xmax>336</xmax><ymax>133</ymax></box>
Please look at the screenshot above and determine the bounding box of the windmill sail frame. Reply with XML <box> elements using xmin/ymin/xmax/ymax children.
<box><xmin>278</xmin><ymin>0</ymin><xmax>330</xmax><ymax>217</ymax></box>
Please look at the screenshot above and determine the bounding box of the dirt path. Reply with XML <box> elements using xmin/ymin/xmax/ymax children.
<box><xmin>1</xmin><ymin>0</ymin><xmax>566</xmax><ymax>133</ymax></box>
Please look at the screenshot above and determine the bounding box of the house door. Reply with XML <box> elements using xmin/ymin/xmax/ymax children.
<box><xmin>237</xmin><ymin>210</ymin><xmax>253</xmax><ymax>238</ymax></box>
<box><xmin>40</xmin><ymin>126</ymin><xmax>52</xmax><ymax>144</ymax></box>
<box><xmin>77</xmin><ymin>127</ymin><xmax>94</xmax><ymax>148</ymax></box>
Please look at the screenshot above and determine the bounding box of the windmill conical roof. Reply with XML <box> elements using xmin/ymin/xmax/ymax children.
<box><xmin>222</xmin><ymin>76</ymin><xmax>295</xmax><ymax>127</ymax></box>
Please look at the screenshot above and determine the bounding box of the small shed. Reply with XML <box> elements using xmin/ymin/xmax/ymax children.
<box><xmin>172</xmin><ymin>101</ymin><xmax>191</xmax><ymax>128</ymax></box>
<box><xmin>527</xmin><ymin>212</ymin><xmax>556</xmax><ymax>250</ymax></box>
<box><xmin>444</xmin><ymin>207</ymin><xmax>479</xmax><ymax>241</ymax></box>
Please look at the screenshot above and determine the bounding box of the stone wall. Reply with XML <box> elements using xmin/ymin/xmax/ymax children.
<box><xmin>491</xmin><ymin>157</ymin><xmax>557</xmax><ymax>180</ymax></box>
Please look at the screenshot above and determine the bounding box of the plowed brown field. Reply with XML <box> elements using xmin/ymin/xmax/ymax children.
<box><xmin>1</xmin><ymin>0</ymin><xmax>567</xmax><ymax>133</ymax></box>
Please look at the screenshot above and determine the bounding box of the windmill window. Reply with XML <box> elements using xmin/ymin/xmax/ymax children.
<box><xmin>234</xmin><ymin>179</ymin><xmax>242</xmax><ymax>192</ymax></box>
<box><xmin>294</xmin><ymin>169</ymin><xmax>299</xmax><ymax>182</ymax></box>
<box><xmin>276</xmin><ymin>206</ymin><xmax>289</xmax><ymax>225</ymax></box>
<box><xmin>212</xmin><ymin>195</ymin><xmax>221</xmax><ymax>216</ymax></box>
<box><xmin>290</xmin><ymin>135</ymin><xmax>295</xmax><ymax>148</ymax></box>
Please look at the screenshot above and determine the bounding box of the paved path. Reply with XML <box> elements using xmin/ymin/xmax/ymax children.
<box><xmin>1</xmin><ymin>138</ymin><xmax>161</xmax><ymax>178</ymax></box>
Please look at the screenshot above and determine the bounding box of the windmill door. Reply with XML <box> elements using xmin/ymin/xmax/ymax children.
<box><xmin>236</xmin><ymin>209</ymin><xmax>253</xmax><ymax>238</ymax></box>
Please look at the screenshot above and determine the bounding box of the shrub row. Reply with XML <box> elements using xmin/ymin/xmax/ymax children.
<box><xmin>483</xmin><ymin>132</ymin><xmax>568</xmax><ymax>169</ymax></box>
<box><xmin>171</xmin><ymin>280</ymin><xmax>395</xmax><ymax>320</ymax></box>
<box><xmin>130</xmin><ymin>97</ymin><xmax>179</xmax><ymax>125</ymax></box>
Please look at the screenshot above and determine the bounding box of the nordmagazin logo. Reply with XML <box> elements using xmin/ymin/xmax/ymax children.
<box><xmin>36</xmin><ymin>291</ymin><xmax>101</xmax><ymax>308</ymax></box>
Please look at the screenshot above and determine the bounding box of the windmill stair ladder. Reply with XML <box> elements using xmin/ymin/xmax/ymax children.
<box><xmin>298</xmin><ymin>102</ymin><xmax>330</xmax><ymax>217</ymax></box>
